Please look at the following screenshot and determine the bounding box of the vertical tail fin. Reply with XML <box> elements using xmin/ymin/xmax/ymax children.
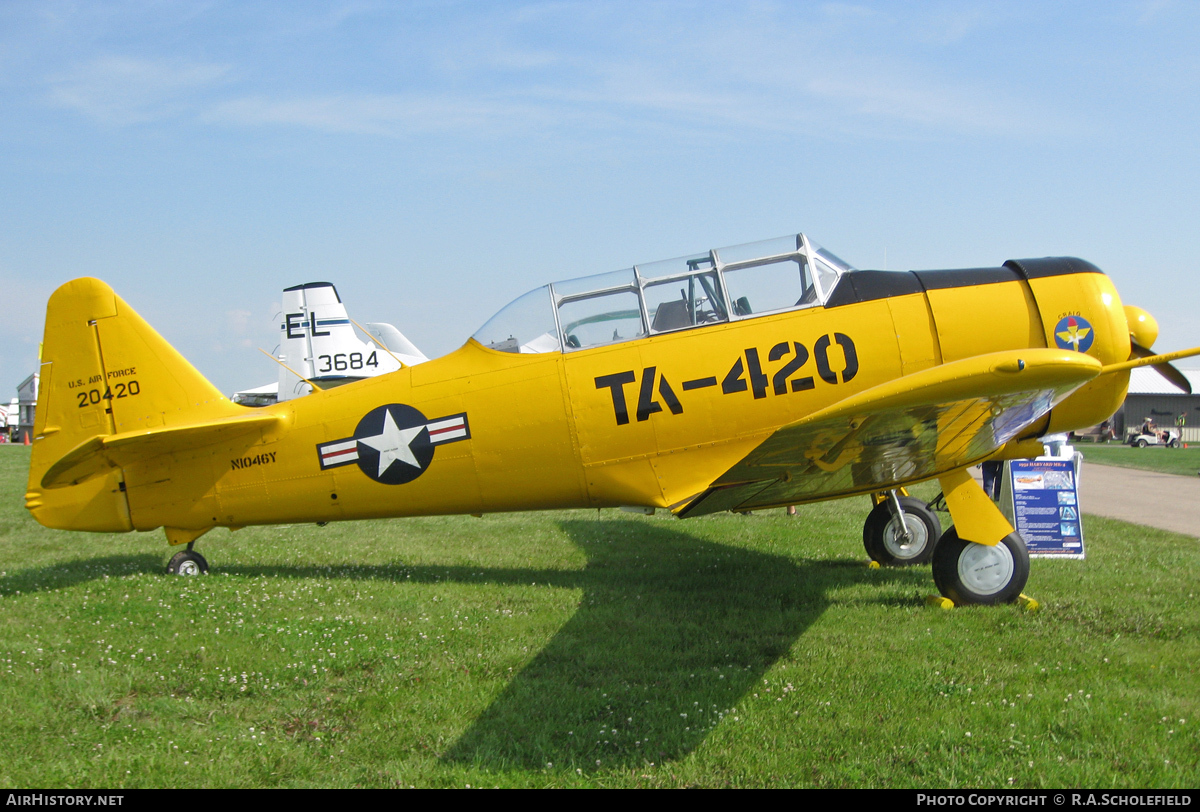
<box><xmin>26</xmin><ymin>278</ymin><xmax>238</xmax><ymax>531</ymax></box>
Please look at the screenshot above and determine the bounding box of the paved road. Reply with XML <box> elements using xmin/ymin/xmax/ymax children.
<box><xmin>1077</xmin><ymin>462</ymin><xmax>1200</xmax><ymax>537</ymax></box>
<box><xmin>969</xmin><ymin>461</ymin><xmax>1200</xmax><ymax>538</ymax></box>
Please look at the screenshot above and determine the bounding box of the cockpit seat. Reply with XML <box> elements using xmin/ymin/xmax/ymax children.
<box><xmin>651</xmin><ymin>299</ymin><xmax>692</xmax><ymax>332</ymax></box>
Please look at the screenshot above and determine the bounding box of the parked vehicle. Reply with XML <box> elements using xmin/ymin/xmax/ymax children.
<box><xmin>1127</xmin><ymin>420</ymin><xmax>1181</xmax><ymax>448</ymax></box>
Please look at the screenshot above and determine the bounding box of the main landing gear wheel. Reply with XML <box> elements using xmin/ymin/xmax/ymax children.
<box><xmin>863</xmin><ymin>496</ymin><xmax>942</xmax><ymax>566</ymax></box>
<box><xmin>167</xmin><ymin>550</ymin><xmax>209</xmax><ymax>576</ymax></box>
<box><xmin>931</xmin><ymin>528</ymin><xmax>1029</xmax><ymax>606</ymax></box>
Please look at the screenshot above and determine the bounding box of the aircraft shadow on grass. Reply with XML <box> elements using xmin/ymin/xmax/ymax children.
<box><xmin>437</xmin><ymin>518</ymin><xmax>925</xmax><ymax>771</ymax></box>
<box><xmin>5</xmin><ymin>520</ymin><xmax>928</xmax><ymax>771</ymax></box>
<box><xmin>0</xmin><ymin>553</ymin><xmax>163</xmax><ymax>596</ymax></box>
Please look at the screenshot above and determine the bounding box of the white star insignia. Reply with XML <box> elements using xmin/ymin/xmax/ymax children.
<box><xmin>357</xmin><ymin>409</ymin><xmax>424</xmax><ymax>478</ymax></box>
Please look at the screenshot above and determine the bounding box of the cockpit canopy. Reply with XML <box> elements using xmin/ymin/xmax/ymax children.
<box><xmin>472</xmin><ymin>233</ymin><xmax>855</xmax><ymax>354</ymax></box>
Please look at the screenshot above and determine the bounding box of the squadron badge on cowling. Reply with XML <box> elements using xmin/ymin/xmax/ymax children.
<box><xmin>316</xmin><ymin>404</ymin><xmax>470</xmax><ymax>484</ymax></box>
<box><xmin>1054</xmin><ymin>315</ymin><xmax>1094</xmax><ymax>353</ymax></box>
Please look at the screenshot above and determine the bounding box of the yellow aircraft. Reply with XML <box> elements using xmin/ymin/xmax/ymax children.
<box><xmin>24</xmin><ymin>233</ymin><xmax>1200</xmax><ymax>606</ymax></box>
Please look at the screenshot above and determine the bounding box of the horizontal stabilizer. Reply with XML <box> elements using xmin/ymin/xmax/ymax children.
<box><xmin>365</xmin><ymin>322</ymin><xmax>428</xmax><ymax>366</ymax></box>
<box><xmin>676</xmin><ymin>348</ymin><xmax>1101</xmax><ymax>517</ymax></box>
<box><xmin>42</xmin><ymin>412</ymin><xmax>282</xmax><ymax>489</ymax></box>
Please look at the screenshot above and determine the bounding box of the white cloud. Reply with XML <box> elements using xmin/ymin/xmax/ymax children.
<box><xmin>202</xmin><ymin>93</ymin><xmax>549</xmax><ymax>136</ymax></box>
<box><xmin>199</xmin><ymin>68</ymin><xmax>1038</xmax><ymax>144</ymax></box>
<box><xmin>1137</xmin><ymin>0</ymin><xmax>1175</xmax><ymax>24</ymax></box>
<box><xmin>36</xmin><ymin>6</ymin><xmax>1058</xmax><ymax>143</ymax></box>
<box><xmin>225</xmin><ymin>309</ymin><xmax>253</xmax><ymax>335</ymax></box>
<box><xmin>47</xmin><ymin>56</ymin><xmax>230</xmax><ymax>125</ymax></box>
<box><xmin>804</xmin><ymin>71</ymin><xmax>1015</xmax><ymax>134</ymax></box>
<box><xmin>911</xmin><ymin>6</ymin><xmax>996</xmax><ymax>45</ymax></box>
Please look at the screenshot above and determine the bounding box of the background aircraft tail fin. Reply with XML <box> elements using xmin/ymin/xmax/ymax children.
<box><xmin>26</xmin><ymin>277</ymin><xmax>238</xmax><ymax>531</ymax></box>
<box><xmin>276</xmin><ymin>282</ymin><xmax>421</xmax><ymax>401</ymax></box>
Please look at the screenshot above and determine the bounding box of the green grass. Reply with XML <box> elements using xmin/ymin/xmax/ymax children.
<box><xmin>1</xmin><ymin>446</ymin><xmax>1197</xmax><ymax>788</ymax></box>
<box><xmin>1079</xmin><ymin>443</ymin><xmax>1200</xmax><ymax>477</ymax></box>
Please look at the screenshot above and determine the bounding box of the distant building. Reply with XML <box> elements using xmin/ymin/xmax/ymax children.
<box><xmin>1111</xmin><ymin>368</ymin><xmax>1200</xmax><ymax>442</ymax></box>
<box><xmin>16</xmin><ymin>372</ymin><xmax>38</xmax><ymax>443</ymax></box>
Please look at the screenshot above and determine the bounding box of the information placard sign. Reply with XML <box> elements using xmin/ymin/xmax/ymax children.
<box><xmin>1004</xmin><ymin>458</ymin><xmax>1085</xmax><ymax>559</ymax></box>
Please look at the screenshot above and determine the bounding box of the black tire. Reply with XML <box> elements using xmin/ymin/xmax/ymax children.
<box><xmin>863</xmin><ymin>496</ymin><xmax>942</xmax><ymax>566</ymax></box>
<box><xmin>1137</xmin><ymin>438</ymin><xmax>1148</xmax><ymax>448</ymax></box>
<box><xmin>932</xmin><ymin>528</ymin><xmax>1029</xmax><ymax>606</ymax></box>
<box><xmin>1169</xmin><ymin>438</ymin><xmax>1181</xmax><ymax>449</ymax></box>
<box><xmin>167</xmin><ymin>550</ymin><xmax>209</xmax><ymax>576</ymax></box>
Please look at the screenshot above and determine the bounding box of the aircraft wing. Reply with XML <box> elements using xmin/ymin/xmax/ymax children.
<box><xmin>675</xmin><ymin>349</ymin><xmax>1102</xmax><ymax>518</ymax></box>
<box><xmin>41</xmin><ymin>412</ymin><xmax>283</xmax><ymax>489</ymax></box>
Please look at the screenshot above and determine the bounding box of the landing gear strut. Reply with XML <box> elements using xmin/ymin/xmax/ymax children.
<box><xmin>166</xmin><ymin>542</ymin><xmax>209</xmax><ymax>576</ymax></box>
<box><xmin>863</xmin><ymin>490</ymin><xmax>941</xmax><ymax>566</ymax></box>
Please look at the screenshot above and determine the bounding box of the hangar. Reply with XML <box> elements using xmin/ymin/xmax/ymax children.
<box><xmin>14</xmin><ymin>372</ymin><xmax>38</xmax><ymax>443</ymax></box>
<box><xmin>1110</xmin><ymin>367</ymin><xmax>1200</xmax><ymax>442</ymax></box>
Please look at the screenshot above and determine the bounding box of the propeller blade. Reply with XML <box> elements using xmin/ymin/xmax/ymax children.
<box><xmin>1129</xmin><ymin>342</ymin><xmax>1193</xmax><ymax>394</ymax></box>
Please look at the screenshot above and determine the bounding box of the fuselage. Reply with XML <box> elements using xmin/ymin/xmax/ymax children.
<box><xmin>97</xmin><ymin>257</ymin><xmax>1130</xmax><ymax>534</ymax></box>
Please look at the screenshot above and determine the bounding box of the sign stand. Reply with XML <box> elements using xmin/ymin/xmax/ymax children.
<box><xmin>1000</xmin><ymin>450</ymin><xmax>1086</xmax><ymax>559</ymax></box>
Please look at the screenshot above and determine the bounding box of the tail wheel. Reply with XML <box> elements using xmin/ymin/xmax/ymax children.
<box><xmin>863</xmin><ymin>496</ymin><xmax>942</xmax><ymax>566</ymax></box>
<box><xmin>932</xmin><ymin>528</ymin><xmax>1029</xmax><ymax>606</ymax></box>
<box><xmin>167</xmin><ymin>550</ymin><xmax>209</xmax><ymax>576</ymax></box>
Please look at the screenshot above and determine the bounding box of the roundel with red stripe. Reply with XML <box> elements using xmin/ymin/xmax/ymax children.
<box><xmin>315</xmin><ymin>404</ymin><xmax>471</xmax><ymax>485</ymax></box>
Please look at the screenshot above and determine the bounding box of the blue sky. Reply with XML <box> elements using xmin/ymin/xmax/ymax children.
<box><xmin>2</xmin><ymin>1</ymin><xmax>1199</xmax><ymax>395</ymax></box>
